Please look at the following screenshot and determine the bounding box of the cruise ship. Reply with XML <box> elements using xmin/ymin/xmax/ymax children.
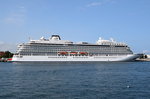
<box><xmin>12</xmin><ymin>35</ymin><xmax>142</xmax><ymax>62</ymax></box>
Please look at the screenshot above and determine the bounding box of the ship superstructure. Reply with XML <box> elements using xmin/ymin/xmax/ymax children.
<box><xmin>12</xmin><ymin>35</ymin><xmax>141</xmax><ymax>62</ymax></box>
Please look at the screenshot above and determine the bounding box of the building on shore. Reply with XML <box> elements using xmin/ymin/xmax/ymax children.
<box><xmin>147</xmin><ymin>55</ymin><xmax>150</xmax><ymax>58</ymax></box>
<box><xmin>0</xmin><ymin>52</ymin><xmax>5</xmax><ymax>57</ymax></box>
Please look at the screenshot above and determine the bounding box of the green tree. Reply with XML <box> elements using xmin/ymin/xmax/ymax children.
<box><xmin>145</xmin><ymin>55</ymin><xmax>148</xmax><ymax>59</ymax></box>
<box><xmin>1</xmin><ymin>51</ymin><xmax>13</xmax><ymax>58</ymax></box>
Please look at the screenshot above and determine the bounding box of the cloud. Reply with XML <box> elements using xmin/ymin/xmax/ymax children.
<box><xmin>143</xmin><ymin>50</ymin><xmax>150</xmax><ymax>54</ymax></box>
<box><xmin>86</xmin><ymin>2</ymin><xmax>102</xmax><ymax>7</ymax></box>
<box><xmin>86</xmin><ymin>0</ymin><xmax>116</xmax><ymax>7</ymax></box>
<box><xmin>3</xmin><ymin>6</ymin><xmax>26</xmax><ymax>26</ymax></box>
<box><xmin>0</xmin><ymin>42</ymin><xmax>17</xmax><ymax>52</ymax></box>
<box><xmin>4</xmin><ymin>14</ymin><xmax>25</xmax><ymax>26</ymax></box>
<box><xmin>0</xmin><ymin>41</ymin><xmax>4</xmax><ymax>44</ymax></box>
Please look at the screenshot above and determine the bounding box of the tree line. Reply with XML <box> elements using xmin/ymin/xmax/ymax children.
<box><xmin>0</xmin><ymin>51</ymin><xmax>14</xmax><ymax>58</ymax></box>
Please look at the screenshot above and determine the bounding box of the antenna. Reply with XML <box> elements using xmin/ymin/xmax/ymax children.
<box><xmin>29</xmin><ymin>37</ymin><xmax>32</xmax><ymax>41</ymax></box>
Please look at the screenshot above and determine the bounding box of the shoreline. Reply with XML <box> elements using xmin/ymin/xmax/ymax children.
<box><xmin>1</xmin><ymin>59</ymin><xmax>150</xmax><ymax>62</ymax></box>
<box><xmin>136</xmin><ymin>58</ymin><xmax>150</xmax><ymax>62</ymax></box>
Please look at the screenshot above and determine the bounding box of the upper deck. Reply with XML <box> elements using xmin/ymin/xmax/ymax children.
<box><xmin>28</xmin><ymin>35</ymin><xmax>127</xmax><ymax>47</ymax></box>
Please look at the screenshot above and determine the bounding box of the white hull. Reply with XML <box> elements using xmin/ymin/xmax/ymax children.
<box><xmin>12</xmin><ymin>54</ymin><xmax>141</xmax><ymax>62</ymax></box>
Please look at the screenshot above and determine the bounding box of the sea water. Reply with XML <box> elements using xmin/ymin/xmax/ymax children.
<box><xmin>0</xmin><ymin>62</ymin><xmax>150</xmax><ymax>99</ymax></box>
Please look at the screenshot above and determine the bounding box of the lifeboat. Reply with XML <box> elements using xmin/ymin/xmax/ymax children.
<box><xmin>70</xmin><ymin>52</ymin><xmax>78</xmax><ymax>55</ymax></box>
<box><xmin>58</xmin><ymin>52</ymin><xmax>68</xmax><ymax>55</ymax></box>
<box><xmin>79</xmin><ymin>52</ymin><xmax>88</xmax><ymax>55</ymax></box>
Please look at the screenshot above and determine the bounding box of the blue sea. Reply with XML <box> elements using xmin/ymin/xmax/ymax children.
<box><xmin>0</xmin><ymin>62</ymin><xmax>150</xmax><ymax>99</ymax></box>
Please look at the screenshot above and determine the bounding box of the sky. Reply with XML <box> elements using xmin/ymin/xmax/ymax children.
<box><xmin>0</xmin><ymin>0</ymin><xmax>150</xmax><ymax>53</ymax></box>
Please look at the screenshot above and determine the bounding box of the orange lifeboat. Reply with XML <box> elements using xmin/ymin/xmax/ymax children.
<box><xmin>79</xmin><ymin>52</ymin><xmax>88</xmax><ymax>55</ymax></box>
<box><xmin>58</xmin><ymin>52</ymin><xmax>68</xmax><ymax>55</ymax></box>
<box><xmin>70</xmin><ymin>52</ymin><xmax>78</xmax><ymax>55</ymax></box>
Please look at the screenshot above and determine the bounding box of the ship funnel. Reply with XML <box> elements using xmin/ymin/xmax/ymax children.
<box><xmin>50</xmin><ymin>35</ymin><xmax>61</xmax><ymax>40</ymax></box>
